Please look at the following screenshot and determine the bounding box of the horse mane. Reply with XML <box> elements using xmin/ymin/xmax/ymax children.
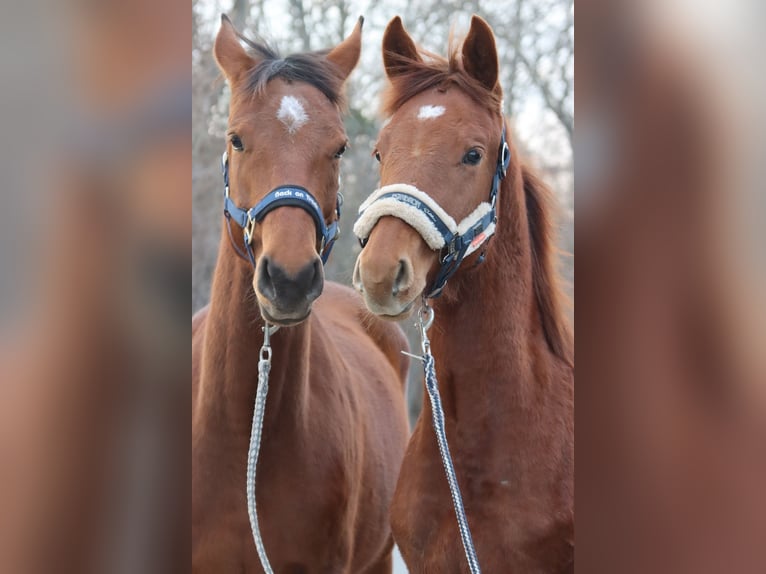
<box><xmin>381</xmin><ymin>39</ymin><xmax>502</xmax><ymax>118</ymax></box>
<box><xmin>232</xmin><ymin>28</ymin><xmax>345</xmax><ymax>108</ymax></box>
<box><xmin>520</xmin><ymin>165</ymin><xmax>574</xmax><ymax>366</ymax></box>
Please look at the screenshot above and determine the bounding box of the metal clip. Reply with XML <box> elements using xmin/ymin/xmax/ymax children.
<box><xmin>418</xmin><ymin>304</ymin><xmax>435</xmax><ymax>355</ymax></box>
<box><xmin>260</xmin><ymin>323</ymin><xmax>279</xmax><ymax>363</ymax></box>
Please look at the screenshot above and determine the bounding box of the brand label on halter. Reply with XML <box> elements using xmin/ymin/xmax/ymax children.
<box><xmin>388</xmin><ymin>192</ymin><xmax>438</xmax><ymax>223</ymax></box>
<box><xmin>470</xmin><ymin>232</ymin><xmax>487</xmax><ymax>248</ymax></box>
<box><xmin>463</xmin><ymin>221</ymin><xmax>496</xmax><ymax>258</ymax></box>
<box><xmin>274</xmin><ymin>188</ymin><xmax>320</xmax><ymax>213</ymax></box>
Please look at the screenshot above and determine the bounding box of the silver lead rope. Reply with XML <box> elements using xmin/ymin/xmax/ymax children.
<box><xmin>246</xmin><ymin>323</ymin><xmax>279</xmax><ymax>574</ymax></box>
<box><xmin>417</xmin><ymin>305</ymin><xmax>482</xmax><ymax>574</ymax></box>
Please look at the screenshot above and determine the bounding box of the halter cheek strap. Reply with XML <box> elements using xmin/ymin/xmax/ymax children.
<box><xmin>354</xmin><ymin>126</ymin><xmax>510</xmax><ymax>298</ymax></box>
<box><xmin>221</xmin><ymin>151</ymin><xmax>341</xmax><ymax>266</ymax></box>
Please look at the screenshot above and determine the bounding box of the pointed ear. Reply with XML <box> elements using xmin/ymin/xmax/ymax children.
<box><xmin>462</xmin><ymin>15</ymin><xmax>499</xmax><ymax>92</ymax></box>
<box><xmin>382</xmin><ymin>16</ymin><xmax>421</xmax><ymax>79</ymax></box>
<box><xmin>326</xmin><ymin>16</ymin><xmax>364</xmax><ymax>82</ymax></box>
<box><xmin>214</xmin><ymin>14</ymin><xmax>254</xmax><ymax>84</ymax></box>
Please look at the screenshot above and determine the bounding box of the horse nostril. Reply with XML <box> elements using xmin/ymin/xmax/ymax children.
<box><xmin>392</xmin><ymin>259</ymin><xmax>410</xmax><ymax>297</ymax></box>
<box><xmin>257</xmin><ymin>256</ymin><xmax>277</xmax><ymax>302</ymax></box>
<box><xmin>352</xmin><ymin>261</ymin><xmax>364</xmax><ymax>293</ymax></box>
<box><xmin>305</xmin><ymin>257</ymin><xmax>324</xmax><ymax>303</ymax></box>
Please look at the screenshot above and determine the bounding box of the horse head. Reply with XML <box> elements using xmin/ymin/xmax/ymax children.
<box><xmin>353</xmin><ymin>16</ymin><xmax>506</xmax><ymax>317</ymax></box>
<box><xmin>215</xmin><ymin>15</ymin><xmax>362</xmax><ymax>324</ymax></box>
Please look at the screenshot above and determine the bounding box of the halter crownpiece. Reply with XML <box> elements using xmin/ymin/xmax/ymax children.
<box><xmin>221</xmin><ymin>151</ymin><xmax>342</xmax><ymax>266</ymax></box>
<box><xmin>354</xmin><ymin>125</ymin><xmax>511</xmax><ymax>298</ymax></box>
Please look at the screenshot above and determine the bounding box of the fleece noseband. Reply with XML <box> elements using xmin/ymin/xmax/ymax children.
<box><xmin>221</xmin><ymin>151</ymin><xmax>341</xmax><ymax>266</ymax></box>
<box><xmin>354</xmin><ymin>127</ymin><xmax>510</xmax><ymax>298</ymax></box>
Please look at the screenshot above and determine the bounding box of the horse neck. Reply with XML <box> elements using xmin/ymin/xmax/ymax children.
<box><xmin>429</xmin><ymin>160</ymin><xmax>543</xmax><ymax>417</ymax></box>
<box><xmin>196</xmin><ymin>228</ymin><xmax>311</xmax><ymax>436</ymax></box>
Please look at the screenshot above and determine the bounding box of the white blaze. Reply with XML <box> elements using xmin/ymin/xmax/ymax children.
<box><xmin>417</xmin><ymin>105</ymin><xmax>446</xmax><ymax>120</ymax></box>
<box><xmin>277</xmin><ymin>95</ymin><xmax>309</xmax><ymax>134</ymax></box>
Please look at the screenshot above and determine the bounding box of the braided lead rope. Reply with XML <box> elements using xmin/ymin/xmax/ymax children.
<box><xmin>246</xmin><ymin>323</ymin><xmax>279</xmax><ymax>574</ymax></box>
<box><xmin>418</xmin><ymin>306</ymin><xmax>482</xmax><ymax>574</ymax></box>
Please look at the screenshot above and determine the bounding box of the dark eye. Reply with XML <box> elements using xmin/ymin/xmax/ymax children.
<box><xmin>334</xmin><ymin>143</ymin><xmax>348</xmax><ymax>159</ymax></box>
<box><xmin>462</xmin><ymin>148</ymin><xmax>482</xmax><ymax>166</ymax></box>
<box><xmin>374</xmin><ymin>150</ymin><xmax>381</xmax><ymax>162</ymax></box>
<box><xmin>230</xmin><ymin>134</ymin><xmax>244</xmax><ymax>152</ymax></box>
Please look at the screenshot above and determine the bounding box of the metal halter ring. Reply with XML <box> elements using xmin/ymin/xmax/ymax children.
<box><xmin>245</xmin><ymin>211</ymin><xmax>257</xmax><ymax>245</ymax></box>
<box><xmin>499</xmin><ymin>140</ymin><xmax>510</xmax><ymax>178</ymax></box>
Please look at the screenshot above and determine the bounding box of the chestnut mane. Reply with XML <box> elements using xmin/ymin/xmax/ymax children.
<box><xmin>381</xmin><ymin>42</ymin><xmax>502</xmax><ymax>117</ymax></box>
<box><xmin>384</xmin><ymin>42</ymin><xmax>573</xmax><ymax>366</ymax></box>
<box><xmin>521</xmin><ymin>165</ymin><xmax>573</xmax><ymax>365</ymax></box>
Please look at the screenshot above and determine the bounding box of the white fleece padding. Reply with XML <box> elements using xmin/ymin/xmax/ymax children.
<box><xmin>456</xmin><ymin>202</ymin><xmax>492</xmax><ymax>235</ymax></box>
<box><xmin>354</xmin><ymin>184</ymin><xmax>454</xmax><ymax>249</ymax></box>
<box><xmin>458</xmin><ymin>203</ymin><xmax>496</xmax><ymax>256</ymax></box>
<box><xmin>354</xmin><ymin>183</ymin><xmax>495</xmax><ymax>253</ymax></box>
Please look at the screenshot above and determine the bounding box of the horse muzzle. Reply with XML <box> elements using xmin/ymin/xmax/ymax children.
<box><xmin>255</xmin><ymin>255</ymin><xmax>323</xmax><ymax>325</ymax></box>
<box><xmin>352</xmin><ymin>249</ymin><xmax>420</xmax><ymax>320</ymax></box>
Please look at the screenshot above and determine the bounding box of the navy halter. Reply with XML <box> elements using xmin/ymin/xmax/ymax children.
<box><xmin>427</xmin><ymin>128</ymin><xmax>510</xmax><ymax>297</ymax></box>
<box><xmin>221</xmin><ymin>151</ymin><xmax>341</xmax><ymax>266</ymax></box>
<box><xmin>358</xmin><ymin>126</ymin><xmax>510</xmax><ymax>298</ymax></box>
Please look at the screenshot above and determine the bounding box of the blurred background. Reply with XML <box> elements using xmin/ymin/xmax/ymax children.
<box><xmin>576</xmin><ymin>1</ymin><xmax>766</xmax><ymax>572</ymax></box>
<box><xmin>192</xmin><ymin>0</ymin><xmax>574</xmax><ymax>424</ymax></box>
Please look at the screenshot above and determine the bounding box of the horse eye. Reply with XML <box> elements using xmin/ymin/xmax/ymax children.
<box><xmin>230</xmin><ymin>134</ymin><xmax>244</xmax><ymax>152</ymax></box>
<box><xmin>374</xmin><ymin>151</ymin><xmax>381</xmax><ymax>162</ymax></box>
<box><xmin>462</xmin><ymin>148</ymin><xmax>482</xmax><ymax>166</ymax></box>
<box><xmin>334</xmin><ymin>143</ymin><xmax>348</xmax><ymax>159</ymax></box>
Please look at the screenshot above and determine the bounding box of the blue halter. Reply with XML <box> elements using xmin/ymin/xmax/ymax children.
<box><xmin>358</xmin><ymin>126</ymin><xmax>510</xmax><ymax>298</ymax></box>
<box><xmin>427</xmin><ymin>128</ymin><xmax>510</xmax><ymax>297</ymax></box>
<box><xmin>221</xmin><ymin>151</ymin><xmax>341</xmax><ymax>266</ymax></box>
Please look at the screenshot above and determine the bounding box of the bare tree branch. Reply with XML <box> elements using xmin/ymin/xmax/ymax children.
<box><xmin>288</xmin><ymin>0</ymin><xmax>311</xmax><ymax>51</ymax></box>
<box><xmin>519</xmin><ymin>49</ymin><xmax>573</xmax><ymax>146</ymax></box>
<box><xmin>231</xmin><ymin>0</ymin><xmax>250</xmax><ymax>29</ymax></box>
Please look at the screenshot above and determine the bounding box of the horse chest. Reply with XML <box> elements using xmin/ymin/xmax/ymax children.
<box><xmin>192</xmin><ymin>430</ymin><xmax>357</xmax><ymax>573</ymax></box>
<box><xmin>193</xmin><ymin>469</ymin><xmax>353</xmax><ymax>573</ymax></box>
<box><xmin>392</xmin><ymin>422</ymin><xmax>570</xmax><ymax>572</ymax></box>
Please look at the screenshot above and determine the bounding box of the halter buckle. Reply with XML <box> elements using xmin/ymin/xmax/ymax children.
<box><xmin>244</xmin><ymin>210</ymin><xmax>257</xmax><ymax>245</ymax></box>
<box><xmin>446</xmin><ymin>237</ymin><xmax>458</xmax><ymax>256</ymax></box>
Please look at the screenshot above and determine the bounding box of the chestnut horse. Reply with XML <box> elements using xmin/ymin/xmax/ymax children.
<box><xmin>192</xmin><ymin>16</ymin><xmax>409</xmax><ymax>573</ymax></box>
<box><xmin>352</xmin><ymin>16</ymin><xmax>574</xmax><ymax>573</ymax></box>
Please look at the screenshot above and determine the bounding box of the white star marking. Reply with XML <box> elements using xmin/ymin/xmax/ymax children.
<box><xmin>277</xmin><ymin>95</ymin><xmax>309</xmax><ymax>134</ymax></box>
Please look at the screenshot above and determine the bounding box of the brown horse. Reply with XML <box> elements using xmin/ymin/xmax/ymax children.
<box><xmin>192</xmin><ymin>16</ymin><xmax>409</xmax><ymax>573</ymax></box>
<box><xmin>352</xmin><ymin>16</ymin><xmax>574</xmax><ymax>573</ymax></box>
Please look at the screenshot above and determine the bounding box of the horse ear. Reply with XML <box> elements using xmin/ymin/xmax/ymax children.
<box><xmin>461</xmin><ymin>15</ymin><xmax>499</xmax><ymax>93</ymax></box>
<box><xmin>214</xmin><ymin>14</ymin><xmax>255</xmax><ymax>84</ymax></box>
<box><xmin>382</xmin><ymin>16</ymin><xmax>421</xmax><ymax>79</ymax></box>
<box><xmin>326</xmin><ymin>16</ymin><xmax>364</xmax><ymax>82</ymax></box>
